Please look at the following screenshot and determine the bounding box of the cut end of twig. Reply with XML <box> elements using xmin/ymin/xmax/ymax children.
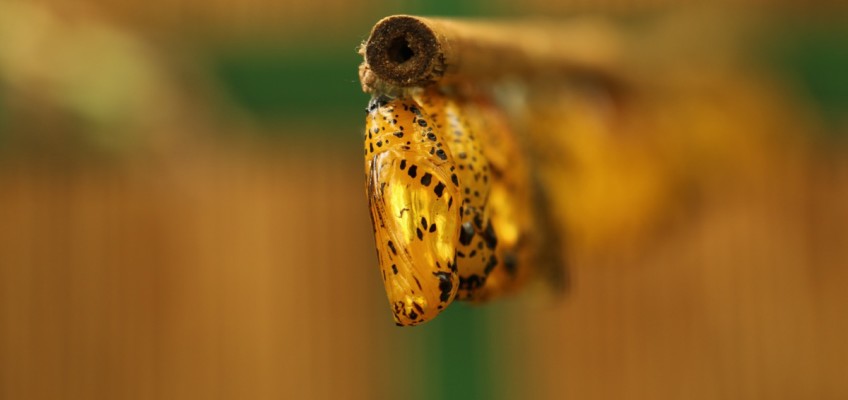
<box><xmin>364</xmin><ymin>15</ymin><xmax>445</xmax><ymax>90</ymax></box>
<box><xmin>359</xmin><ymin>14</ymin><xmax>626</xmax><ymax>94</ymax></box>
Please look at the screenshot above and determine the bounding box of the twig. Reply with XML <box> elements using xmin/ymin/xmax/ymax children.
<box><xmin>358</xmin><ymin>15</ymin><xmax>623</xmax><ymax>93</ymax></box>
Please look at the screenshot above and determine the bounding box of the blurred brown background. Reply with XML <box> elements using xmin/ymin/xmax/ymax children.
<box><xmin>0</xmin><ymin>1</ymin><xmax>847</xmax><ymax>399</ymax></box>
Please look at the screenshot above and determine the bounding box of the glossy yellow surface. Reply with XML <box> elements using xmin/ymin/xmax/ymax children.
<box><xmin>365</xmin><ymin>88</ymin><xmax>548</xmax><ymax>325</ymax></box>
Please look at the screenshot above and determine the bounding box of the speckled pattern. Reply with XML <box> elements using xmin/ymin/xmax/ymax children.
<box><xmin>365</xmin><ymin>87</ymin><xmax>536</xmax><ymax>326</ymax></box>
<box><xmin>412</xmin><ymin>89</ymin><xmax>499</xmax><ymax>301</ymax></box>
<box><xmin>364</xmin><ymin>94</ymin><xmax>461</xmax><ymax>326</ymax></box>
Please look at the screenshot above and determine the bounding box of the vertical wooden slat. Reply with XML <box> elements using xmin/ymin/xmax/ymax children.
<box><xmin>0</xmin><ymin>141</ymin><xmax>382</xmax><ymax>399</ymax></box>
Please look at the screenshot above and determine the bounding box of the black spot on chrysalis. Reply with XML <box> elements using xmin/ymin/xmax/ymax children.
<box><xmin>483</xmin><ymin>222</ymin><xmax>498</xmax><ymax>249</ymax></box>
<box><xmin>459</xmin><ymin>222</ymin><xmax>475</xmax><ymax>246</ymax></box>
<box><xmin>433</xmin><ymin>271</ymin><xmax>453</xmax><ymax>302</ymax></box>
<box><xmin>434</xmin><ymin>182</ymin><xmax>445</xmax><ymax>198</ymax></box>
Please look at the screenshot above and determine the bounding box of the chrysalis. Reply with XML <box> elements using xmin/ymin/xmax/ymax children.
<box><xmin>364</xmin><ymin>95</ymin><xmax>461</xmax><ymax>326</ymax></box>
<box><xmin>365</xmin><ymin>87</ymin><xmax>543</xmax><ymax>326</ymax></box>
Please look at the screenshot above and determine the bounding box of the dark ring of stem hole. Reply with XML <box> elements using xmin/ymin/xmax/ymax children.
<box><xmin>366</xmin><ymin>16</ymin><xmax>439</xmax><ymax>86</ymax></box>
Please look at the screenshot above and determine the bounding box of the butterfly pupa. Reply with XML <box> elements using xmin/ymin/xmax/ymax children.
<box><xmin>411</xmin><ymin>88</ymin><xmax>500</xmax><ymax>301</ymax></box>
<box><xmin>364</xmin><ymin>95</ymin><xmax>462</xmax><ymax>326</ymax></box>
